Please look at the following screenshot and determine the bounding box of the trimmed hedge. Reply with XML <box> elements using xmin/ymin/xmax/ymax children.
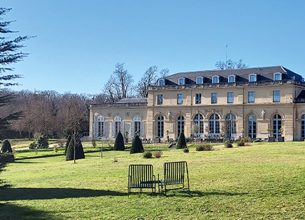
<box><xmin>114</xmin><ymin>131</ymin><xmax>125</xmax><ymax>151</ymax></box>
<box><xmin>1</xmin><ymin>140</ymin><xmax>12</xmax><ymax>153</ymax></box>
<box><xmin>176</xmin><ymin>133</ymin><xmax>187</xmax><ymax>149</ymax></box>
<box><xmin>130</xmin><ymin>135</ymin><xmax>144</xmax><ymax>154</ymax></box>
<box><xmin>66</xmin><ymin>134</ymin><xmax>85</xmax><ymax>161</ymax></box>
<box><xmin>0</xmin><ymin>152</ymin><xmax>14</xmax><ymax>164</ymax></box>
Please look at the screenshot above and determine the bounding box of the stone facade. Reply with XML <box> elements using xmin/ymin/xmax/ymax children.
<box><xmin>89</xmin><ymin>66</ymin><xmax>305</xmax><ymax>141</ymax></box>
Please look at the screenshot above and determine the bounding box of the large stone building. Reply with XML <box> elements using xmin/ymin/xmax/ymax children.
<box><xmin>89</xmin><ymin>66</ymin><xmax>305</xmax><ymax>142</ymax></box>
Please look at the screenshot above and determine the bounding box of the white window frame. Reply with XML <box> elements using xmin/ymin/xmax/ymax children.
<box><xmin>96</xmin><ymin>116</ymin><xmax>105</xmax><ymax>137</ymax></box>
<box><xmin>227</xmin><ymin>92</ymin><xmax>234</xmax><ymax>104</ymax></box>
<box><xmin>133</xmin><ymin>115</ymin><xmax>141</xmax><ymax>136</ymax></box>
<box><xmin>158</xmin><ymin>79</ymin><xmax>165</xmax><ymax>86</ymax></box>
<box><xmin>178</xmin><ymin>77</ymin><xmax>185</xmax><ymax>85</ymax></box>
<box><xmin>212</xmin><ymin>75</ymin><xmax>219</xmax><ymax>84</ymax></box>
<box><xmin>273</xmin><ymin>90</ymin><xmax>281</xmax><ymax>103</ymax></box>
<box><xmin>248</xmin><ymin>91</ymin><xmax>256</xmax><ymax>103</ymax></box>
<box><xmin>273</xmin><ymin>72</ymin><xmax>282</xmax><ymax>81</ymax></box>
<box><xmin>228</xmin><ymin>75</ymin><xmax>236</xmax><ymax>83</ymax></box>
<box><xmin>196</xmin><ymin>76</ymin><xmax>204</xmax><ymax>85</ymax></box>
<box><xmin>249</xmin><ymin>74</ymin><xmax>257</xmax><ymax>82</ymax></box>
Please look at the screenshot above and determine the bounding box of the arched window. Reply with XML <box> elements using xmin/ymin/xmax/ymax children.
<box><xmin>302</xmin><ymin>115</ymin><xmax>305</xmax><ymax>139</ymax></box>
<box><xmin>209</xmin><ymin>113</ymin><xmax>220</xmax><ymax>134</ymax></box>
<box><xmin>225</xmin><ymin>113</ymin><xmax>236</xmax><ymax>139</ymax></box>
<box><xmin>114</xmin><ymin>116</ymin><xmax>122</xmax><ymax>137</ymax></box>
<box><xmin>193</xmin><ymin>114</ymin><xmax>204</xmax><ymax>135</ymax></box>
<box><xmin>157</xmin><ymin>115</ymin><xmax>164</xmax><ymax>138</ymax></box>
<box><xmin>273</xmin><ymin>114</ymin><xmax>282</xmax><ymax>139</ymax></box>
<box><xmin>248</xmin><ymin>115</ymin><xmax>256</xmax><ymax>139</ymax></box>
<box><xmin>177</xmin><ymin>115</ymin><xmax>185</xmax><ymax>135</ymax></box>
<box><xmin>133</xmin><ymin>116</ymin><xmax>141</xmax><ymax>136</ymax></box>
<box><xmin>96</xmin><ymin>116</ymin><xmax>104</xmax><ymax>137</ymax></box>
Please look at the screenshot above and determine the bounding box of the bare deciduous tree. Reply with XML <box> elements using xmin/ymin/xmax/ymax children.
<box><xmin>215</xmin><ymin>59</ymin><xmax>247</xmax><ymax>70</ymax></box>
<box><xmin>137</xmin><ymin>65</ymin><xmax>158</xmax><ymax>98</ymax></box>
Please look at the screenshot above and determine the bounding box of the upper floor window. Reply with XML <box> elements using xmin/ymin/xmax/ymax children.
<box><xmin>177</xmin><ymin>93</ymin><xmax>184</xmax><ymax>105</ymax></box>
<box><xmin>249</xmin><ymin>74</ymin><xmax>257</xmax><ymax>82</ymax></box>
<box><xmin>212</xmin><ymin>75</ymin><xmax>219</xmax><ymax>84</ymax></box>
<box><xmin>178</xmin><ymin>78</ymin><xmax>185</xmax><ymax>85</ymax></box>
<box><xmin>157</xmin><ymin>94</ymin><xmax>163</xmax><ymax>105</ymax></box>
<box><xmin>248</xmin><ymin>91</ymin><xmax>256</xmax><ymax>103</ymax></box>
<box><xmin>227</xmin><ymin>92</ymin><xmax>234</xmax><ymax>104</ymax></box>
<box><xmin>195</xmin><ymin>93</ymin><xmax>201</xmax><ymax>104</ymax></box>
<box><xmin>273</xmin><ymin>90</ymin><xmax>281</xmax><ymax>102</ymax></box>
<box><xmin>158</xmin><ymin>79</ymin><xmax>165</xmax><ymax>86</ymax></box>
<box><xmin>274</xmin><ymin>72</ymin><xmax>282</xmax><ymax>81</ymax></box>
<box><xmin>196</xmin><ymin>76</ymin><xmax>204</xmax><ymax>85</ymax></box>
<box><xmin>211</xmin><ymin>92</ymin><xmax>217</xmax><ymax>104</ymax></box>
<box><xmin>228</xmin><ymin>75</ymin><xmax>236</xmax><ymax>83</ymax></box>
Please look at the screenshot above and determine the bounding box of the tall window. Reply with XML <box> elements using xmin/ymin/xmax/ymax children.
<box><xmin>157</xmin><ymin>115</ymin><xmax>164</xmax><ymax>138</ymax></box>
<box><xmin>274</xmin><ymin>72</ymin><xmax>282</xmax><ymax>81</ymax></box>
<box><xmin>273</xmin><ymin>114</ymin><xmax>282</xmax><ymax>139</ymax></box>
<box><xmin>196</xmin><ymin>76</ymin><xmax>203</xmax><ymax>85</ymax></box>
<box><xmin>248</xmin><ymin>115</ymin><xmax>257</xmax><ymax>139</ymax></box>
<box><xmin>249</xmin><ymin>74</ymin><xmax>257</xmax><ymax>82</ymax></box>
<box><xmin>178</xmin><ymin>78</ymin><xmax>185</xmax><ymax>85</ymax></box>
<box><xmin>227</xmin><ymin>92</ymin><xmax>234</xmax><ymax>104</ymax></box>
<box><xmin>248</xmin><ymin>91</ymin><xmax>256</xmax><ymax>103</ymax></box>
<box><xmin>114</xmin><ymin>116</ymin><xmax>122</xmax><ymax>137</ymax></box>
<box><xmin>225</xmin><ymin>113</ymin><xmax>236</xmax><ymax>139</ymax></box>
<box><xmin>273</xmin><ymin>90</ymin><xmax>280</xmax><ymax>103</ymax></box>
<box><xmin>157</xmin><ymin>94</ymin><xmax>163</xmax><ymax>105</ymax></box>
<box><xmin>193</xmin><ymin>114</ymin><xmax>204</xmax><ymax>135</ymax></box>
<box><xmin>302</xmin><ymin>115</ymin><xmax>305</xmax><ymax>139</ymax></box>
<box><xmin>195</xmin><ymin>93</ymin><xmax>201</xmax><ymax>104</ymax></box>
<box><xmin>158</xmin><ymin>79</ymin><xmax>165</xmax><ymax>86</ymax></box>
<box><xmin>177</xmin><ymin>93</ymin><xmax>184</xmax><ymax>105</ymax></box>
<box><xmin>177</xmin><ymin>115</ymin><xmax>185</xmax><ymax>135</ymax></box>
<box><xmin>133</xmin><ymin>116</ymin><xmax>141</xmax><ymax>136</ymax></box>
<box><xmin>212</xmin><ymin>75</ymin><xmax>219</xmax><ymax>84</ymax></box>
<box><xmin>211</xmin><ymin>92</ymin><xmax>217</xmax><ymax>104</ymax></box>
<box><xmin>97</xmin><ymin>116</ymin><xmax>104</xmax><ymax>137</ymax></box>
<box><xmin>228</xmin><ymin>75</ymin><xmax>236</xmax><ymax>83</ymax></box>
<box><xmin>209</xmin><ymin>113</ymin><xmax>220</xmax><ymax>134</ymax></box>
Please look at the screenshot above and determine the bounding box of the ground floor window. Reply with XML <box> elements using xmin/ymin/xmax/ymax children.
<box><xmin>225</xmin><ymin>113</ymin><xmax>236</xmax><ymax>139</ymax></box>
<box><xmin>157</xmin><ymin>115</ymin><xmax>164</xmax><ymax>138</ymax></box>
<box><xmin>209</xmin><ymin>113</ymin><xmax>220</xmax><ymax>134</ymax></box>
<box><xmin>248</xmin><ymin>115</ymin><xmax>256</xmax><ymax>139</ymax></box>
<box><xmin>114</xmin><ymin>116</ymin><xmax>122</xmax><ymax>137</ymax></box>
<box><xmin>177</xmin><ymin>115</ymin><xmax>185</xmax><ymax>135</ymax></box>
<box><xmin>193</xmin><ymin>113</ymin><xmax>204</xmax><ymax>135</ymax></box>
<box><xmin>273</xmin><ymin>114</ymin><xmax>282</xmax><ymax>139</ymax></box>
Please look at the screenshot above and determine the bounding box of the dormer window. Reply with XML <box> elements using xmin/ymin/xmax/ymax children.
<box><xmin>158</xmin><ymin>79</ymin><xmax>165</xmax><ymax>86</ymax></box>
<box><xmin>274</xmin><ymin>72</ymin><xmax>282</xmax><ymax>81</ymax></box>
<box><xmin>196</xmin><ymin>76</ymin><xmax>204</xmax><ymax>85</ymax></box>
<box><xmin>228</xmin><ymin>75</ymin><xmax>236</xmax><ymax>83</ymax></box>
<box><xmin>178</xmin><ymin>78</ymin><xmax>185</xmax><ymax>85</ymax></box>
<box><xmin>212</xmin><ymin>75</ymin><xmax>219</xmax><ymax>84</ymax></box>
<box><xmin>249</xmin><ymin>74</ymin><xmax>257</xmax><ymax>82</ymax></box>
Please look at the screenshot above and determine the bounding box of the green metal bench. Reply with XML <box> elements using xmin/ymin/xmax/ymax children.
<box><xmin>161</xmin><ymin>161</ymin><xmax>190</xmax><ymax>194</ymax></box>
<box><xmin>128</xmin><ymin>164</ymin><xmax>157</xmax><ymax>193</ymax></box>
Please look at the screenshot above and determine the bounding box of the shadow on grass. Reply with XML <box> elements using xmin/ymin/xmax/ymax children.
<box><xmin>162</xmin><ymin>190</ymin><xmax>248</xmax><ymax>197</ymax></box>
<box><xmin>0</xmin><ymin>187</ymin><xmax>128</xmax><ymax>201</ymax></box>
<box><xmin>0</xmin><ymin>202</ymin><xmax>56</xmax><ymax>220</ymax></box>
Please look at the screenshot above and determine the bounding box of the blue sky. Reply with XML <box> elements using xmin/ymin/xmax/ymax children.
<box><xmin>2</xmin><ymin>0</ymin><xmax>305</xmax><ymax>94</ymax></box>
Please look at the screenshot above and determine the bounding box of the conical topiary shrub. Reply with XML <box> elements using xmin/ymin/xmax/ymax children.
<box><xmin>130</xmin><ymin>135</ymin><xmax>144</xmax><ymax>154</ymax></box>
<box><xmin>64</xmin><ymin>135</ymin><xmax>72</xmax><ymax>155</ymax></box>
<box><xmin>1</xmin><ymin>140</ymin><xmax>12</xmax><ymax>153</ymax></box>
<box><xmin>66</xmin><ymin>134</ymin><xmax>85</xmax><ymax>161</ymax></box>
<box><xmin>176</xmin><ymin>133</ymin><xmax>187</xmax><ymax>149</ymax></box>
<box><xmin>114</xmin><ymin>131</ymin><xmax>125</xmax><ymax>151</ymax></box>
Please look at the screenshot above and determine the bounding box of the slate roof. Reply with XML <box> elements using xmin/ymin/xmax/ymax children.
<box><xmin>159</xmin><ymin>66</ymin><xmax>303</xmax><ymax>86</ymax></box>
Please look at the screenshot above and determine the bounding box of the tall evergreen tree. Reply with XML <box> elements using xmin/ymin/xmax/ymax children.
<box><xmin>130</xmin><ymin>135</ymin><xmax>144</xmax><ymax>154</ymax></box>
<box><xmin>0</xmin><ymin>8</ymin><xmax>29</xmax><ymax>135</ymax></box>
<box><xmin>114</xmin><ymin>131</ymin><xmax>125</xmax><ymax>151</ymax></box>
<box><xmin>1</xmin><ymin>139</ymin><xmax>12</xmax><ymax>153</ymax></box>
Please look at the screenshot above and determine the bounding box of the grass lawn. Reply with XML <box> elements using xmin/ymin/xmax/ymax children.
<box><xmin>0</xmin><ymin>142</ymin><xmax>305</xmax><ymax>219</ymax></box>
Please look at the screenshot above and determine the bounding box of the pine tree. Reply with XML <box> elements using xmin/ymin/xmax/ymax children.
<box><xmin>114</xmin><ymin>131</ymin><xmax>125</xmax><ymax>151</ymax></box>
<box><xmin>130</xmin><ymin>135</ymin><xmax>144</xmax><ymax>154</ymax></box>
<box><xmin>66</xmin><ymin>134</ymin><xmax>85</xmax><ymax>161</ymax></box>
<box><xmin>1</xmin><ymin>139</ymin><xmax>12</xmax><ymax>153</ymax></box>
<box><xmin>0</xmin><ymin>8</ymin><xmax>29</xmax><ymax>135</ymax></box>
<box><xmin>64</xmin><ymin>135</ymin><xmax>72</xmax><ymax>155</ymax></box>
<box><xmin>176</xmin><ymin>133</ymin><xmax>187</xmax><ymax>149</ymax></box>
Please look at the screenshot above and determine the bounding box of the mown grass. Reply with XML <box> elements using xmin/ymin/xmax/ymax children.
<box><xmin>0</xmin><ymin>142</ymin><xmax>305</xmax><ymax>219</ymax></box>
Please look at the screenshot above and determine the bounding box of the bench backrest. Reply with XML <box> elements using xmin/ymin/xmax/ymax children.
<box><xmin>128</xmin><ymin>164</ymin><xmax>154</xmax><ymax>188</ymax></box>
<box><xmin>164</xmin><ymin>161</ymin><xmax>188</xmax><ymax>185</ymax></box>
